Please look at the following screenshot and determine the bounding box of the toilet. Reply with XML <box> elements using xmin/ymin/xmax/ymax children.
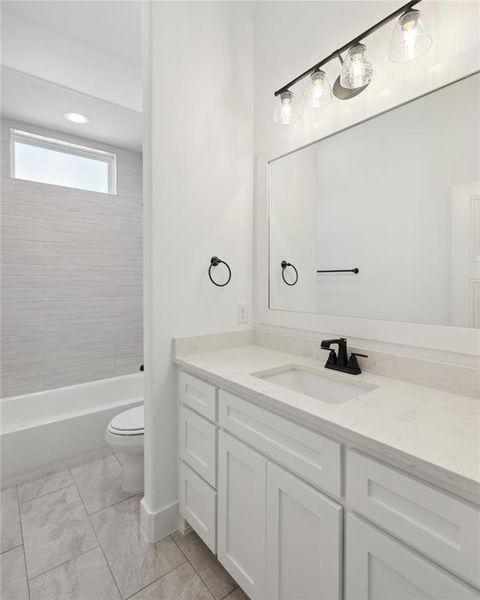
<box><xmin>105</xmin><ymin>405</ymin><xmax>144</xmax><ymax>493</ymax></box>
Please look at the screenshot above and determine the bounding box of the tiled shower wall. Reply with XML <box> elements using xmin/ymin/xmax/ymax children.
<box><xmin>1</xmin><ymin>119</ymin><xmax>143</xmax><ymax>397</ymax></box>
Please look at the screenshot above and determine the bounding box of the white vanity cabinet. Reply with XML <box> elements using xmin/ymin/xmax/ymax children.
<box><xmin>346</xmin><ymin>515</ymin><xmax>480</xmax><ymax>600</ymax></box>
<box><xmin>265</xmin><ymin>461</ymin><xmax>342</xmax><ymax>600</ymax></box>
<box><xmin>217</xmin><ymin>430</ymin><xmax>267</xmax><ymax>599</ymax></box>
<box><xmin>177</xmin><ymin>369</ymin><xmax>480</xmax><ymax>600</ymax></box>
<box><xmin>216</xmin><ymin>430</ymin><xmax>342</xmax><ymax>600</ymax></box>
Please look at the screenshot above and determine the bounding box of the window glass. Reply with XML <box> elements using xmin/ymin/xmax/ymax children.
<box><xmin>11</xmin><ymin>130</ymin><xmax>117</xmax><ymax>195</ymax></box>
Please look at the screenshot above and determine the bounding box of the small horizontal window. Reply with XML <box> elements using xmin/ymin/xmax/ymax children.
<box><xmin>10</xmin><ymin>129</ymin><xmax>117</xmax><ymax>195</ymax></box>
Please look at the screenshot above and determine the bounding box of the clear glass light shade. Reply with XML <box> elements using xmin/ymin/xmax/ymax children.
<box><xmin>273</xmin><ymin>91</ymin><xmax>302</xmax><ymax>125</ymax></box>
<box><xmin>340</xmin><ymin>43</ymin><xmax>373</xmax><ymax>89</ymax></box>
<box><xmin>302</xmin><ymin>70</ymin><xmax>333</xmax><ymax>109</ymax></box>
<box><xmin>389</xmin><ymin>9</ymin><xmax>432</xmax><ymax>63</ymax></box>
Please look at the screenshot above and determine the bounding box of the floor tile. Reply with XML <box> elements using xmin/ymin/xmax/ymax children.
<box><xmin>172</xmin><ymin>531</ymin><xmax>236</xmax><ymax>600</ymax></box>
<box><xmin>21</xmin><ymin>484</ymin><xmax>97</xmax><ymax>579</ymax></box>
<box><xmin>223</xmin><ymin>588</ymin><xmax>250</xmax><ymax>600</ymax></box>
<box><xmin>29</xmin><ymin>547</ymin><xmax>120</xmax><ymax>600</ymax></box>
<box><xmin>91</xmin><ymin>496</ymin><xmax>185</xmax><ymax>598</ymax></box>
<box><xmin>130</xmin><ymin>562</ymin><xmax>214</xmax><ymax>600</ymax></box>
<box><xmin>0</xmin><ymin>486</ymin><xmax>22</xmax><ymax>553</ymax></box>
<box><xmin>18</xmin><ymin>468</ymin><xmax>74</xmax><ymax>503</ymax></box>
<box><xmin>70</xmin><ymin>454</ymin><xmax>133</xmax><ymax>514</ymax></box>
<box><xmin>0</xmin><ymin>546</ymin><xmax>29</xmax><ymax>600</ymax></box>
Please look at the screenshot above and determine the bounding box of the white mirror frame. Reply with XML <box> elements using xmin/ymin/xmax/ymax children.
<box><xmin>256</xmin><ymin>71</ymin><xmax>480</xmax><ymax>360</ymax></box>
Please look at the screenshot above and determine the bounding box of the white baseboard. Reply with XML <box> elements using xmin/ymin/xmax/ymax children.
<box><xmin>140</xmin><ymin>497</ymin><xmax>179</xmax><ymax>542</ymax></box>
<box><xmin>178</xmin><ymin>516</ymin><xmax>192</xmax><ymax>536</ymax></box>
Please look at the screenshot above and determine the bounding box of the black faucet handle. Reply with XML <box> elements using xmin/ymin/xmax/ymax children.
<box><xmin>351</xmin><ymin>352</ymin><xmax>368</xmax><ymax>358</ymax></box>
<box><xmin>321</xmin><ymin>347</ymin><xmax>337</xmax><ymax>366</ymax></box>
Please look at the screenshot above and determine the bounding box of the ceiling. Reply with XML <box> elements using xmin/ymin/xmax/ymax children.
<box><xmin>2</xmin><ymin>1</ymin><xmax>142</xmax><ymax>66</ymax></box>
<box><xmin>1</xmin><ymin>68</ymin><xmax>143</xmax><ymax>151</ymax></box>
<box><xmin>1</xmin><ymin>1</ymin><xmax>142</xmax><ymax>151</ymax></box>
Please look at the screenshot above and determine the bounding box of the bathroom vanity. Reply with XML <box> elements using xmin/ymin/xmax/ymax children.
<box><xmin>175</xmin><ymin>343</ymin><xmax>480</xmax><ymax>600</ymax></box>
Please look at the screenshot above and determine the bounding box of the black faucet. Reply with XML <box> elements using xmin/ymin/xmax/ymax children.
<box><xmin>320</xmin><ymin>338</ymin><xmax>367</xmax><ymax>375</ymax></box>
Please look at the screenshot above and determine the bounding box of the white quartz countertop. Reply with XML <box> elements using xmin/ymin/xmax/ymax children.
<box><xmin>175</xmin><ymin>344</ymin><xmax>480</xmax><ymax>502</ymax></box>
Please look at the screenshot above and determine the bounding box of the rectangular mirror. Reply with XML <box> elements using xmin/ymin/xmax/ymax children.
<box><xmin>269</xmin><ymin>72</ymin><xmax>480</xmax><ymax>329</ymax></box>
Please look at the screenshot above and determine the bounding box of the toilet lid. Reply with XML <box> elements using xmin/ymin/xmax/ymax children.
<box><xmin>109</xmin><ymin>406</ymin><xmax>144</xmax><ymax>433</ymax></box>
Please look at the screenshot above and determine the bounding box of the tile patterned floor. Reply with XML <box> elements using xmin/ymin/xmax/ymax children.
<box><xmin>0</xmin><ymin>453</ymin><xmax>249</xmax><ymax>600</ymax></box>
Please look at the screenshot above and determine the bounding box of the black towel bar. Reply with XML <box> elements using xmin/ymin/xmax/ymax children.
<box><xmin>316</xmin><ymin>268</ymin><xmax>359</xmax><ymax>274</ymax></box>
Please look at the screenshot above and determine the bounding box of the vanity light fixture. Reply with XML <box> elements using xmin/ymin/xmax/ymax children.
<box><xmin>340</xmin><ymin>43</ymin><xmax>374</xmax><ymax>89</ymax></box>
<box><xmin>273</xmin><ymin>0</ymin><xmax>432</xmax><ymax>124</ymax></box>
<box><xmin>389</xmin><ymin>8</ymin><xmax>432</xmax><ymax>62</ymax></box>
<box><xmin>273</xmin><ymin>90</ymin><xmax>302</xmax><ymax>125</ymax></box>
<box><xmin>302</xmin><ymin>69</ymin><xmax>333</xmax><ymax>109</ymax></box>
<box><xmin>64</xmin><ymin>112</ymin><xmax>90</xmax><ymax>124</ymax></box>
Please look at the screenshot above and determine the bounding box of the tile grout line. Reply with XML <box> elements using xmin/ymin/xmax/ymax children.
<box><xmin>170</xmin><ymin>533</ymin><xmax>220</xmax><ymax>600</ymax></box>
<box><xmin>73</xmin><ymin>471</ymin><xmax>189</xmax><ymax>600</ymax></box>
<box><xmin>221</xmin><ymin>588</ymin><xmax>240</xmax><ymax>600</ymax></box>
<box><xmin>18</xmin><ymin>482</ymin><xmax>73</xmax><ymax>506</ymax></box>
<box><xmin>122</xmin><ymin>555</ymin><xmax>189</xmax><ymax>600</ymax></box>
<box><xmin>15</xmin><ymin>484</ymin><xmax>31</xmax><ymax>600</ymax></box>
<box><xmin>0</xmin><ymin>543</ymin><xmax>23</xmax><ymax>556</ymax></box>
<box><xmin>68</xmin><ymin>465</ymin><xmax>124</xmax><ymax>600</ymax></box>
<box><xmin>69</xmin><ymin>453</ymin><xmax>136</xmax><ymax>517</ymax></box>
<box><xmin>27</xmin><ymin>547</ymin><xmax>100</xmax><ymax>585</ymax></box>
<box><xmin>19</xmin><ymin>483</ymin><xmax>78</xmax><ymax>508</ymax></box>
<box><xmin>86</xmin><ymin>492</ymin><xmax>137</xmax><ymax>517</ymax></box>
<box><xmin>5</xmin><ymin>457</ymin><xmax>239</xmax><ymax>600</ymax></box>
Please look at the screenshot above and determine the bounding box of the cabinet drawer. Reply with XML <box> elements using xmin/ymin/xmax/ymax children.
<box><xmin>346</xmin><ymin>515</ymin><xmax>479</xmax><ymax>600</ymax></box>
<box><xmin>179</xmin><ymin>460</ymin><xmax>217</xmax><ymax>553</ymax></box>
<box><xmin>219</xmin><ymin>390</ymin><xmax>341</xmax><ymax>497</ymax></box>
<box><xmin>347</xmin><ymin>450</ymin><xmax>480</xmax><ymax>588</ymax></box>
<box><xmin>179</xmin><ymin>404</ymin><xmax>217</xmax><ymax>487</ymax></box>
<box><xmin>178</xmin><ymin>371</ymin><xmax>216</xmax><ymax>421</ymax></box>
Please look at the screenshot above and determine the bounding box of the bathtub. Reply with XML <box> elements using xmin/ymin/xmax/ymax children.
<box><xmin>1</xmin><ymin>373</ymin><xmax>143</xmax><ymax>485</ymax></box>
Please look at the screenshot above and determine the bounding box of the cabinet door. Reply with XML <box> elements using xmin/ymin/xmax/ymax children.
<box><xmin>217</xmin><ymin>431</ymin><xmax>267</xmax><ymax>600</ymax></box>
<box><xmin>178</xmin><ymin>461</ymin><xmax>217</xmax><ymax>553</ymax></box>
<box><xmin>346</xmin><ymin>515</ymin><xmax>479</xmax><ymax>600</ymax></box>
<box><xmin>266</xmin><ymin>462</ymin><xmax>342</xmax><ymax>600</ymax></box>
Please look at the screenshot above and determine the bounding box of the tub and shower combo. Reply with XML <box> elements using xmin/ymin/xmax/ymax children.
<box><xmin>1</xmin><ymin>373</ymin><xmax>143</xmax><ymax>485</ymax></box>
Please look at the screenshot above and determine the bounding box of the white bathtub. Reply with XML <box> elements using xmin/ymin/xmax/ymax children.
<box><xmin>1</xmin><ymin>373</ymin><xmax>143</xmax><ymax>485</ymax></box>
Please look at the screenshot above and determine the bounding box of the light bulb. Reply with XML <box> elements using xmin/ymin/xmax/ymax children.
<box><xmin>273</xmin><ymin>91</ymin><xmax>302</xmax><ymax>125</ymax></box>
<box><xmin>340</xmin><ymin>43</ymin><xmax>373</xmax><ymax>90</ymax></box>
<box><xmin>64</xmin><ymin>112</ymin><xmax>89</xmax><ymax>124</ymax></box>
<box><xmin>302</xmin><ymin>69</ymin><xmax>333</xmax><ymax>109</ymax></box>
<box><xmin>389</xmin><ymin>9</ymin><xmax>432</xmax><ymax>62</ymax></box>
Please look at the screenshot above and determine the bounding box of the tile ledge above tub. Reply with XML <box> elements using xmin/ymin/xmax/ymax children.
<box><xmin>173</xmin><ymin>341</ymin><xmax>480</xmax><ymax>505</ymax></box>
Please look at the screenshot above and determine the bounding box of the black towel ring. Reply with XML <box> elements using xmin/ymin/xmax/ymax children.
<box><xmin>209</xmin><ymin>256</ymin><xmax>232</xmax><ymax>287</ymax></box>
<box><xmin>281</xmin><ymin>260</ymin><xmax>298</xmax><ymax>286</ymax></box>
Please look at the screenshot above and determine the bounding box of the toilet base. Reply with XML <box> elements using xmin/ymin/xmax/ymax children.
<box><xmin>119</xmin><ymin>451</ymin><xmax>144</xmax><ymax>493</ymax></box>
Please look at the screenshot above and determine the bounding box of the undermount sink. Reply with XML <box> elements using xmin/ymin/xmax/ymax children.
<box><xmin>253</xmin><ymin>365</ymin><xmax>377</xmax><ymax>404</ymax></box>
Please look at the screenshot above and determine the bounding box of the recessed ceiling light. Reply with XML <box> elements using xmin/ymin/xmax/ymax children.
<box><xmin>64</xmin><ymin>112</ymin><xmax>90</xmax><ymax>124</ymax></box>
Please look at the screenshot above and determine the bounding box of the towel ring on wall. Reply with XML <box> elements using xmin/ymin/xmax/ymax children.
<box><xmin>281</xmin><ymin>260</ymin><xmax>299</xmax><ymax>286</ymax></box>
<box><xmin>209</xmin><ymin>256</ymin><xmax>232</xmax><ymax>287</ymax></box>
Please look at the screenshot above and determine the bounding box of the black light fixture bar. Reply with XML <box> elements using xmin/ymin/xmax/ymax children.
<box><xmin>274</xmin><ymin>0</ymin><xmax>422</xmax><ymax>97</ymax></box>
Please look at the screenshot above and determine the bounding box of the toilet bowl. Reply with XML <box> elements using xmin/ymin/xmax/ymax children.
<box><xmin>105</xmin><ymin>406</ymin><xmax>144</xmax><ymax>493</ymax></box>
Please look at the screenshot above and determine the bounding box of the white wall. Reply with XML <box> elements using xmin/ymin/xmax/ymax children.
<box><xmin>1</xmin><ymin>119</ymin><xmax>143</xmax><ymax>397</ymax></box>
<box><xmin>142</xmin><ymin>1</ymin><xmax>253</xmax><ymax>539</ymax></box>
<box><xmin>253</xmin><ymin>0</ymin><xmax>480</xmax><ymax>359</ymax></box>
